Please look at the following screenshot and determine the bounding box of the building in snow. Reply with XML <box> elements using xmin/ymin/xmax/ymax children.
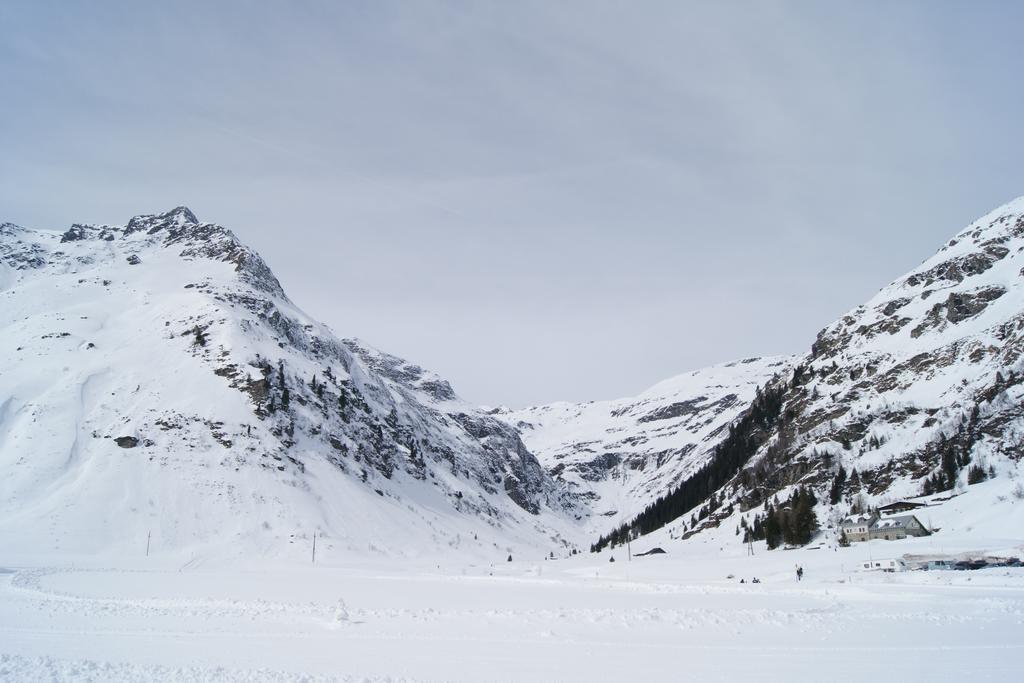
<box><xmin>877</xmin><ymin>501</ymin><xmax>927</xmax><ymax>516</ymax></box>
<box><xmin>840</xmin><ymin>512</ymin><xmax>879</xmax><ymax>543</ymax></box>
<box><xmin>840</xmin><ymin>512</ymin><xmax>930</xmax><ymax>543</ymax></box>
<box><xmin>868</xmin><ymin>515</ymin><xmax>930</xmax><ymax>541</ymax></box>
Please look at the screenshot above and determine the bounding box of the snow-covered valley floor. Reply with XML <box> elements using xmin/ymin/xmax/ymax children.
<box><xmin>1</xmin><ymin>537</ymin><xmax>1022</xmax><ymax>682</ymax></box>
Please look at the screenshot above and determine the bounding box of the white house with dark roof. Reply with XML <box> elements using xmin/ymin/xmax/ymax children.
<box><xmin>839</xmin><ymin>512</ymin><xmax>879</xmax><ymax>543</ymax></box>
<box><xmin>840</xmin><ymin>512</ymin><xmax>931</xmax><ymax>543</ymax></box>
<box><xmin>868</xmin><ymin>514</ymin><xmax>930</xmax><ymax>541</ymax></box>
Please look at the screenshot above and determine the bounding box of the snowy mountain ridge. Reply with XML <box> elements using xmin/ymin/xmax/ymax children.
<box><xmin>496</xmin><ymin>355</ymin><xmax>795</xmax><ymax>534</ymax></box>
<box><xmin>591</xmin><ymin>195</ymin><xmax>1024</xmax><ymax>550</ymax></box>
<box><xmin>0</xmin><ymin>207</ymin><xmax>577</xmax><ymax>561</ymax></box>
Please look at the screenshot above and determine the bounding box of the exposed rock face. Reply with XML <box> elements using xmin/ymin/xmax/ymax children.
<box><xmin>343</xmin><ymin>341</ymin><xmax>562</xmax><ymax>516</ymax></box>
<box><xmin>0</xmin><ymin>223</ymin><xmax>48</xmax><ymax>270</ymax></box>
<box><xmin>910</xmin><ymin>286</ymin><xmax>1006</xmax><ymax>337</ymax></box>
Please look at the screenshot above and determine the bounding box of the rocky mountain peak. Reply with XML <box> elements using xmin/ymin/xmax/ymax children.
<box><xmin>47</xmin><ymin>207</ymin><xmax>286</xmax><ymax>298</ymax></box>
<box><xmin>810</xmin><ymin>197</ymin><xmax>1024</xmax><ymax>363</ymax></box>
<box><xmin>124</xmin><ymin>205</ymin><xmax>199</xmax><ymax>235</ymax></box>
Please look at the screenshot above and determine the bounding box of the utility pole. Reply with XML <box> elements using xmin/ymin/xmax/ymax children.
<box><xmin>627</xmin><ymin>538</ymin><xmax>632</xmax><ymax>562</ymax></box>
<box><xmin>146</xmin><ymin>530</ymin><xmax>151</xmax><ymax>557</ymax></box>
<box><xmin>312</xmin><ymin>531</ymin><xmax>316</xmax><ymax>564</ymax></box>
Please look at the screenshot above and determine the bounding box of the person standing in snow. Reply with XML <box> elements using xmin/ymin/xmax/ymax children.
<box><xmin>796</xmin><ymin>566</ymin><xmax>804</xmax><ymax>581</ymax></box>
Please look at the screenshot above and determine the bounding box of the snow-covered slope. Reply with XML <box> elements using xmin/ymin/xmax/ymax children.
<box><xmin>497</xmin><ymin>357</ymin><xmax>793</xmax><ymax>533</ymax></box>
<box><xmin>0</xmin><ymin>208</ymin><xmax>576</xmax><ymax>562</ymax></box>
<box><xmin>596</xmin><ymin>195</ymin><xmax>1024</xmax><ymax>549</ymax></box>
<box><xmin>789</xmin><ymin>196</ymin><xmax>1024</xmax><ymax>499</ymax></box>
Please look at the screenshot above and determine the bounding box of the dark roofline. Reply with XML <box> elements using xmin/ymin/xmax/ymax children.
<box><xmin>877</xmin><ymin>501</ymin><xmax>926</xmax><ymax>510</ymax></box>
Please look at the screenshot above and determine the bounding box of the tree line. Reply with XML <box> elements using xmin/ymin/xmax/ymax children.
<box><xmin>590</xmin><ymin>378</ymin><xmax>788</xmax><ymax>552</ymax></box>
<box><xmin>740</xmin><ymin>486</ymin><xmax>818</xmax><ymax>548</ymax></box>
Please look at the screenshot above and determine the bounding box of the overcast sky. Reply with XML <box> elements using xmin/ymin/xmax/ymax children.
<box><xmin>3</xmin><ymin>1</ymin><xmax>1024</xmax><ymax>407</ymax></box>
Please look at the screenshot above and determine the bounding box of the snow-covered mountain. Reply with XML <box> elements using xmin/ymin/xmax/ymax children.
<box><xmin>4</xmin><ymin>196</ymin><xmax>1023</xmax><ymax>562</ymax></box>
<box><xmin>789</xmin><ymin>196</ymin><xmax>1024</xmax><ymax>496</ymax></box>
<box><xmin>594</xmin><ymin>196</ymin><xmax>1024</xmax><ymax>549</ymax></box>
<box><xmin>496</xmin><ymin>356</ymin><xmax>793</xmax><ymax>533</ymax></box>
<box><xmin>0</xmin><ymin>207</ymin><xmax>576</xmax><ymax>561</ymax></box>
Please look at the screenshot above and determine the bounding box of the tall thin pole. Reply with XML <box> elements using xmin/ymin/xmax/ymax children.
<box><xmin>312</xmin><ymin>531</ymin><xmax>316</xmax><ymax>564</ymax></box>
<box><xmin>146</xmin><ymin>530</ymin><xmax>151</xmax><ymax>557</ymax></box>
<box><xmin>627</xmin><ymin>538</ymin><xmax>632</xmax><ymax>562</ymax></box>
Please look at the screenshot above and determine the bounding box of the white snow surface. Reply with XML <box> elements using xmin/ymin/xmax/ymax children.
<box><xmin>0</xmin><ymin>477</ymin><xmax>1021</xmax><ymax>681</ymax></box>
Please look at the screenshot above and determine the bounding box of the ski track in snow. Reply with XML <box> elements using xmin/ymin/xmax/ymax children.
<box><xmin>65</xmin><ymin>370</ymin><xmax>107</xmax><ymax>469</ymax></box>
<box><xmin>0</xmin><ymin>396</ymin><xmax>16</xmax><ymax>454</ymax></box>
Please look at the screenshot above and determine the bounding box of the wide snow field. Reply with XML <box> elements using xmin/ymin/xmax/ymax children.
<box><xmin>1</xmin><ymin>538</ymin><xmax>1022</xmax><ymax>683</ymax></box>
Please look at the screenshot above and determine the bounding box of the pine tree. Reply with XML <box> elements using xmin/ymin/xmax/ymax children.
<box><xmin>192</xmin><ymin>326</ymin><xmax>207</xmax><ymax>347</ymax></box>
<box><xmin>921</xmin><ymin>476</ymin><xmax>935</xmax><ymax>496</ymax></box>
<box><xmin>967</xmin><ymin>464</ymin><xmax>987</xmax><ymax>485</ymax></box>
<box><xmin>940</xmin><ymin>446</ymin><xmax>958</xmax><ymax>490</ymax></box>
<box><xmin>590</xmin><ymin>381</ymin><xmax>787</xmax><ymax>552</ymax></box>
<box><xmin>788</xmin><ymin>487</ymin><xmax>818</xmax><ymax>545</ymax></box>
<box><xmin>829</xmin><ymin>465</ymin><xmax>847</xmax><ymax>504</ymax></box>
<box><xmin>764</xmin><ymin>507</ymin><xmax>782</xmax><ymax>549</ymax></box>
<box><xmin>337</xmin><ymin>387</ymin><xmax>348</xmax><ymax>422</ymax></box>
